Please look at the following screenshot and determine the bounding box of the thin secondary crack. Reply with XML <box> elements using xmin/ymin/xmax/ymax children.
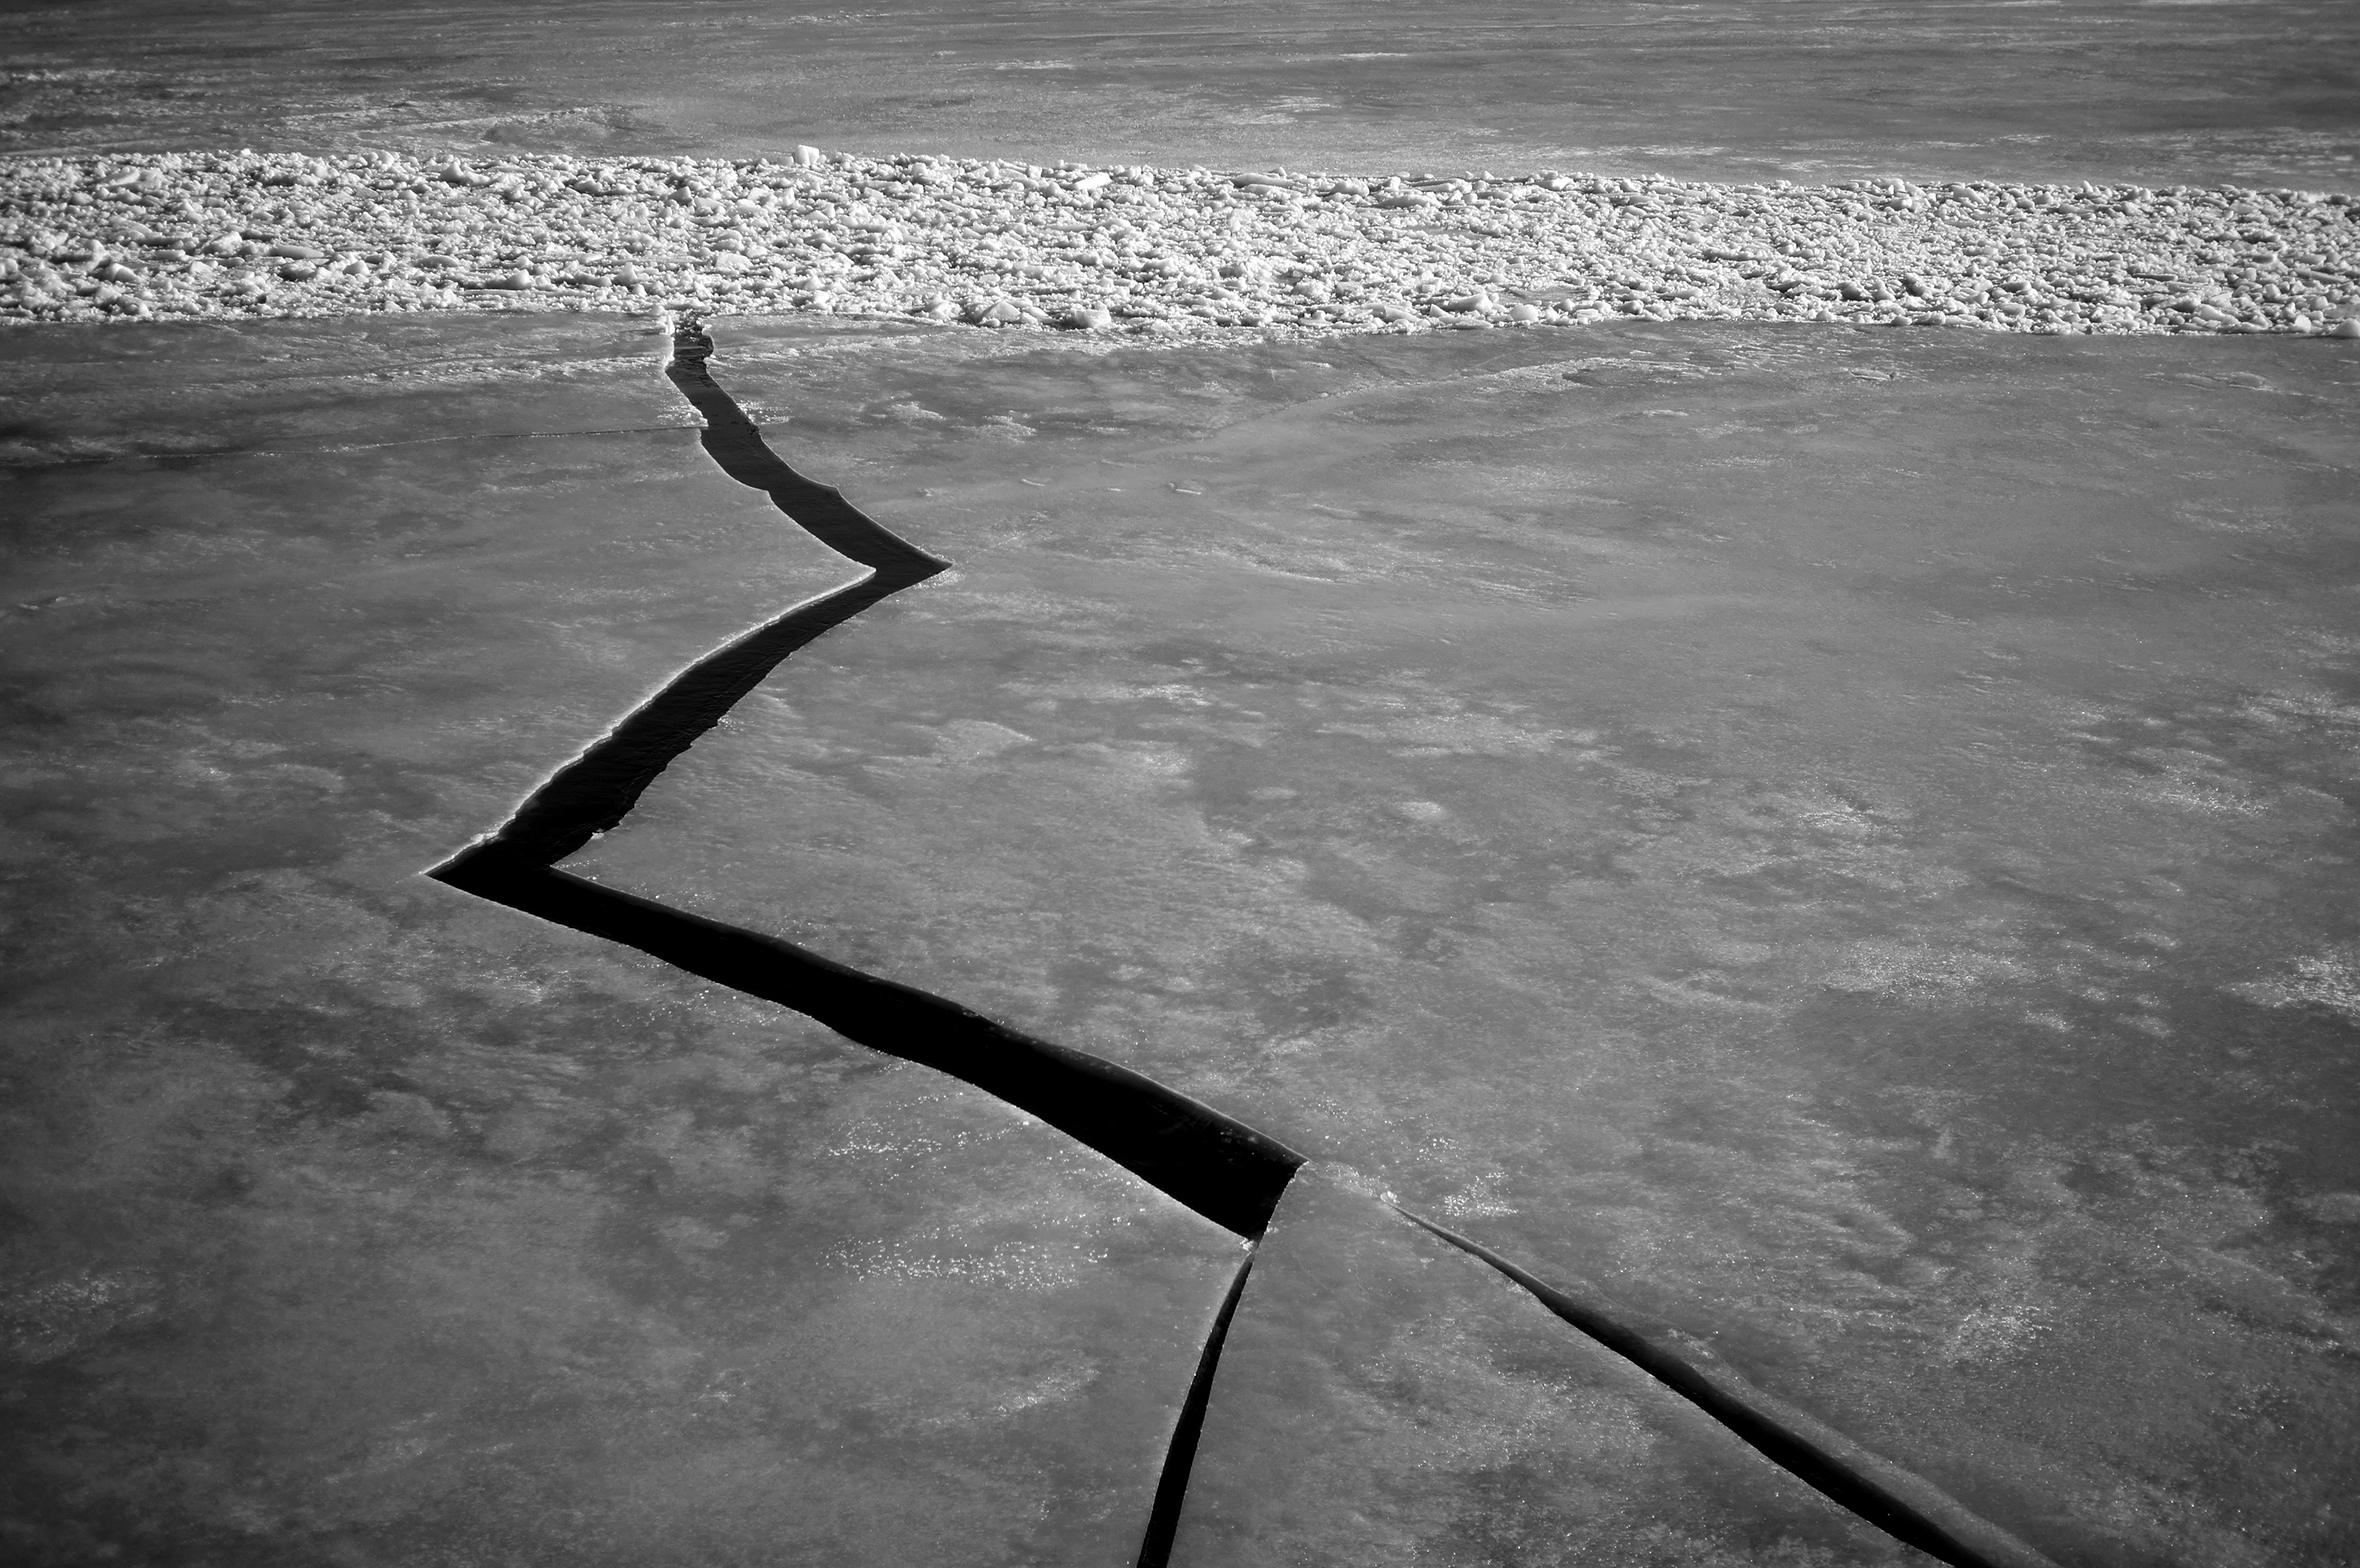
<box><xmin>1392</xmin><ymin>1204</ymin><xmax>2061</xmax><ymax>1568</ymax></box>
<box><xmin>1137</xmin><ymin>1245</ymin><xmax>1258</xmax><ymax>1568</ymax></box>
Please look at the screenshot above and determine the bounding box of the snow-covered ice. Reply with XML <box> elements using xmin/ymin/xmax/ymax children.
<box><xmin>4</xmin><ymin>148</ymin><xmax>2355</xmax><ymax>338</ymax></box>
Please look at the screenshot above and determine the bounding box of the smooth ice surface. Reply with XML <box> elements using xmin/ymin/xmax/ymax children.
<box><xmin>566</xmin><ymin>317</ymin><xmax>2360</xmax><ymax>1566</ymax></box>
<box><xmin>1</xmin><ymin>0</ymin><xmax>2355</xmax><ymax>190</ymax></box>
<box><xmin>0</xmin><ymin>317</ymin><xmax>1243</xmax><ymax>1567</ymax></box>
<box><xmin>0</xmin><ymin>309</ymin><xmax>698</xmax><ymax>461</ymax></box>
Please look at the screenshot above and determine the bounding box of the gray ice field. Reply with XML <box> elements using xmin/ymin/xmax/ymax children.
<box><xmin>4</xmin><ymin>6</ymin><xmax>2359</xmax><ymax>1568</ymax></box>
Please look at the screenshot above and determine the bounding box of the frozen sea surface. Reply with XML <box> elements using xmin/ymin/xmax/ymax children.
<box><xmin>4</xmin><ymin>309</ymin><xmax>2356</xmax><ymax>1568</ymax></box>
<box><xmin>3</xmin><ymin>6</ymin><xmax>2358</xmax><ymax>1567</ymax></box>
<box><xmin>1</xmin><ymin>0</ymin><xmax>2355</xmax><ymax>190</ymax></box>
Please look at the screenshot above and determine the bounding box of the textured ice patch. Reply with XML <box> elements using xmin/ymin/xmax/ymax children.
<box><xmin>0</xmin><ymin>1268</ymin><xmax>166</xmax><ymax>1363</ymax></box>
<box><xmin>2232</xmin><ymin>948</ymin><xmax>2360</xmax><ymax>1021</ymax></box>
<box><xmin>1824</xmin><ymin>939</ymin><xmax>2027</xmax><ymax>1003</ymax></box>
<box><xmin>932</xmin><ymin>719</ymin><xmax>1035</xmax><ymax>762</ymax></box>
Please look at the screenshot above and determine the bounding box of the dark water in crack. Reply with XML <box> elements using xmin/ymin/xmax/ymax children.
<box><xmin>2</xmin><ymin>0</ymin><xmax>2356</xmax><ymax>189</ymax></box>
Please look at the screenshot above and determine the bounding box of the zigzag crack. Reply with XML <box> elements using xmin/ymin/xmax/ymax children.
<box><xmin>423</xmin><ymin>311</ymin><xmax>2060</xmax><ymax>1566</ymax></box>
<box><xmin>1391</xmin><ymin>1205</ymin><xmax>2061</xmax><ymax>1568</ymax></box>
<box><xmin>425</xmin><ymin>308</ymin><xmax>1302</xmax><ymax>1238</ymax></box>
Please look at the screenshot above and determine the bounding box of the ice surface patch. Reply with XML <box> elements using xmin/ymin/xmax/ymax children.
<box><xmin>2233</xmin><ymin>948</ymin><xmax>2360</xmax><ymax>1021</ymax></box>
<box><xmin>1824</xmin><ymin>940</ymin><xmax>2027</xmax><ymax>1003</ymax></box>
<box><xmin>932</xmin><ymin>719</ymin><xmax>1035</xmax><ymax>762</ymax></box>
